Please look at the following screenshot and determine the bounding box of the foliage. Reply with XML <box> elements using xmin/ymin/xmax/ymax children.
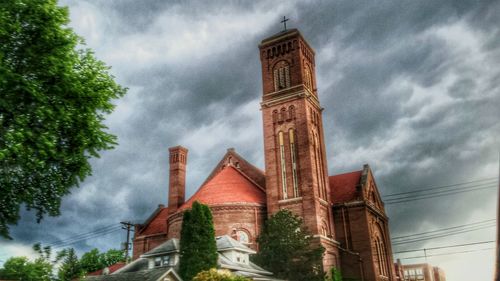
<box><xmin>193</xmin><ymin>268</ymin><xmax>251</xmax><ymax>281</ymax></box>
<box><xmin>179</xmin><ymin>201</ymin><xmax>218</xmax><ymax>281</ymax></box>
<box><xmin>57</xmin><ymin>248</ymin><xmax>84</xmax><ymax>281</ymax></box>
<box><xmin>79</xmin><ymin>248</ymin><xmax>125</xmax><ymax>274</ymax></box>
<box><xmin>327</xmin><ymin>267</ymin><xmax>343</xmax><ymax>281</ymax></box>
<box><xmin>253</xmin><ymin>209</ymin><xmax>325</xmax><ymax>281</ymax></box>
<box><xmin>0</xmin><ymin>256</ymin><xmax>53</xmax><ymax>281</ymax></box>
<box><xmin>0</xmin><ymin>0</ymin><xmax>126</xmax><ymax>238</ymax></box>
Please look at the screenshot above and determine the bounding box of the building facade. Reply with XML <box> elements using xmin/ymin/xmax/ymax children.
<box><xmin>133</xmin><ymin>28</ymin><xmax>397</xmax><ymax>281</ymax></box>
<box><xmin>400</xmin><ymin>263</ymin><xmax>446</xmax><ymax>281</ymax></box>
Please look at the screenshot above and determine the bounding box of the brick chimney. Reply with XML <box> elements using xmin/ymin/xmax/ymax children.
<box><xmin>168</xmin><ymin>146</ymin><xmax>188</xmax><ymax>215</ymax></box>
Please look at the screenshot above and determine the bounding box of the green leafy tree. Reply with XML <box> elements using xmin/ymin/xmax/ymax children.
<box><xmin>0</xmin><ymin>0</ymin><xmax>126</xmax><ymax>238</ymax></box>
<box><xmin>327</xmin><ymin>267</ymin><xmax>343</xmax><ymax>281</ymax></box>
<box><xmin>193</xmin><ymin>268</ymin><xmax>251</xmax><ymax>281</ymax></box>
<box><xmin>57</xmin><ymin>248</ymin><xmax>84</xmax><ymax>281</ymax></box>
<box><xmin>179</xmin><ymin>201</ymin><xmax>218</xmax><ymax>281</ymax></box>
<box><xmin>253</xmin><ymin>209</ymin><xmax>325</xmax><ymax>281</ymax></box>
<box><xmin>79</xmin><ymin>248</ymin><xmax>125</xmax><ymax>274</ymax></box>
<box><xmin>79</xmin><ymin>248</ymin><xmax>101</xmax><ymax>273</ymax></box>
<box><xmin>0</xmin><ymin>256</ymin><xmax>53</xmax><ymax>281</ymax></box>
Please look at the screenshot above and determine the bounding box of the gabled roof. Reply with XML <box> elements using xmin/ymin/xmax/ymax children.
<box><xmin>180</xmin><ymin>165</ymin><xmax>266</xmax><ymax>210</ymax></box>
<box><xmin>137</xmin><ymin>206</ymin><xmax>169</xmax><ymax>236</ymax></box>
<box><xmin>141</xmin><ymin>238</ymin><xmax>180</xmax><ymax>258</ymax></box>
<box><xmin>201</xmin><ymin>148</ymin><xmax>265</xmax><ymax>191</ymax></box>
<box><xmin>329</xmin><ymin>170</ymin><xmax>362</xmax><ymax>204</ymax></box>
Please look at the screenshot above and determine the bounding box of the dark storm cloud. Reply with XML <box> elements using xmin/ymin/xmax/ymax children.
<box><xmin>2</xmin><ymin>1</ymin><xmax>500</xmax><ymax>278</ymax></box>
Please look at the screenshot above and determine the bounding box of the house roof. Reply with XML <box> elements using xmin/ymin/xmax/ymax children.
<box><xmin>141</xmin><ymin>238</ymin><xmax>180</xmax><ymax>258</ymax></box>
<box><xmin>216</xmin><ymin>235</ymin><xmax>256</xmax><ymax>254</ymax></box>
<box><xmin>87</xmin><ymin>262</ymin><xmax>126</xmax><ymax>276</ymax></box>
<box><xmin>180</xmin><ymin>165</ymin><xmax>266</xmax><ymax>210</ymax></box>
<box><xmin>330</xmin><ymin>170</ymin><xmax>362</xmax><ymax>204</ymax></box>
<box><xmin>84</xmin><ymin>267</ymin><xmax>178</xmax><ymax>281</ymax></box>
<box><xmin>137</xmin><ymin>207</ymin><xmax>169</xmax><ymax>236</ymax></box>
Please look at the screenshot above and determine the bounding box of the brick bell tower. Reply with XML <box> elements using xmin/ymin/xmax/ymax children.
<box><xmin>259</xmin><ymin>28</ymin><xmax>339</xmax><ymax>269</ymax></box>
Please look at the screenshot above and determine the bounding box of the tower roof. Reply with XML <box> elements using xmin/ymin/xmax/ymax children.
<box><xmin>259</xmin><ymin>28</ymin><xmax>315</xmax><ymax>54</ymax></box>
<box><xmin>180</xmin><ymin>165</ymin><xmax>266</xmax><ymax>210</ymax></box>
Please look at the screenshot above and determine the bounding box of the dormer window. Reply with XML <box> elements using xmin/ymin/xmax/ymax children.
<box><xmin>154</xmin><ymin>255</ymin><xmax>171</xmax><ymax>267</ymax></box>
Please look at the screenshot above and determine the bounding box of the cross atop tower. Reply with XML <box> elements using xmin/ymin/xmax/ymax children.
<box><xmin>281</xmin><ymin>16</ymin><xmax>289</xmax><ymax>31</ymax></box>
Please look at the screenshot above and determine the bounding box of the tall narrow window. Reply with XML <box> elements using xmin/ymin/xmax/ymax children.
<box><xmin>279</xmin><ymin>131</ymin><xmax>288</xmax><ymax>199</ymax></box>
<box><xmin>304</xmin><ymin>66</ymin><xmax>313</xmax><ymax>90</ymax></box>
<box><xmin>289</xmin><ymin>129</ymin><xmax>299</xmax><ymax>197</ymax></box>
<box><xmin>313</xmin><ymin>132</ymin><xmax>325</xmax><ymax>199</ymax></box>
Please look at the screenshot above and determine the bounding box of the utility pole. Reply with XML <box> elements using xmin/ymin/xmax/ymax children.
<box><xmin>120</xmin><ymin>221</ymin><xmax>134</xmax><ymax>263</ymax></box>
<box><xmin>495</xmin><ymin>152</ymin><xmax>500</xmax><ymax>281</ymax></box>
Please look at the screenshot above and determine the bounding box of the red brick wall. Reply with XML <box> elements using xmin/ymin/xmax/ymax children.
<box><xmin>168</xmin><ymin>146</ymin><xmax>188</xmax><ymax>215</ymax></box>
<box><xmin>132</xmin><ymin>204</ymin><xmax>266</xmax><ymax>258</ymax></box>
<box><xmin>132</xmin><ymin>233</ymin><xmax>167</xmax><ymax>260</ymax></box>
<box><xmin>333</xmin><ymin>203</ymin><xmax>396</xmax><ymax>281</ymax></box>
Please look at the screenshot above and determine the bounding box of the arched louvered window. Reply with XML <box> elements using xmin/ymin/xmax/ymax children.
<box><xmin>274</xmin><ymin>61</ymin><xmax>291</xmax><ymax>91</ymax></box>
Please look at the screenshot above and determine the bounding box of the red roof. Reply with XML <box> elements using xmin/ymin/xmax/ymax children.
<box><xmin>138</xmin><ymin>207</ymin><xmax>169</xmax><ymax>235</ymax></box>
<box><xmin>86</xmin><ymin>262</ymin><xmax>126</xmax><ymax>276</ymax></box>
<box><xmin>330</xmin><ymin>170</ymin><xmax>362</xmax><ymax>204</ymax></box>
<box><xmin>180</xmin><ymin>165</ymin><xmax>266</xmax><ymax>210</ymax></box>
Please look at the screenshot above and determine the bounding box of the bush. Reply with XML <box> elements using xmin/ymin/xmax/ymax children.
<box><xmin>193</xmin><ymin>268</ymin><xmax>251</xmax><ymax>281</ymax></box>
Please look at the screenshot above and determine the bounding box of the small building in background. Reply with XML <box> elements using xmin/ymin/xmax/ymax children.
<box><xmin>400</xmin><ymin>263</ymin><xmax>446</xmax><ymax>281</ymax></box>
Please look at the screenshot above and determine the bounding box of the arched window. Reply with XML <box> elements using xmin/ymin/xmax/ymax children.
<box><xmin>373</xmin><ymin>226</ymin><xmax>389</xmax><ymax>277</ymax></box>
<box><xmin>272</xmin><ymin>110</ymin><xmax>278</xmax><ymax>123</ymax></box>
<box><xmin>278</xmin><ymin>131</ymin><xmax>288</xmax><ymax>199</ymax></box>
<box><xmin>289</xmin><ymin>129</ymin><xmax>299</xmax><ymax>197</ymax></box>
<box><xmin>280</xmin><ymin>107</ymin><xmax>287</xmax><ymax>122</ymax></box>
<box><xmin>236</xmin><ymin>230</ymin><xmax>249</xmax><ymax>244</ymax></box>
<box><xmin>289</xmin><ymin>105</ymin><xmax>295</xmax><ymax>120</ymax></box>
<box><xmin>273</xmin><ymin>61</ymin><xmax>291</xmax><ymax>91</ymax></box>
<box><xmin>304</xmin><ymin>65</ymin><xmax>313</xmax><ymax>90</ymax></box>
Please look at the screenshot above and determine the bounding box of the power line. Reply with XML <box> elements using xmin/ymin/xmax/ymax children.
<box><xmin>385</xmin><ymin>181</ymin><xmax>496</xmax><ymax>201</ymax></box>
<box><xmin>391</xmin><ymin>219</ymin><xmax>496</xmax><ymax>240</ymax></box>
<box><xmin>47</xmin><ymin>225</ymin><xmax>122</xmax><ymax>249</ymax></box>
<box><xmin>392</xmin><ymin>218</ymin><xmax>495</xmax><ymax>240</ymax></box>
<box><xmin>392</xmin><ymin>223</ymin><xmax>495</xmax><ymax>245</ymax></box>
<box><xmin>51</xmin><ymin>227</ymin><xmax>122</xmax><ymax>249</ymax></box>
<box><xmin>45</xmin><ymin>224</ymin><xmax>121</xmax><ymax>246</ymax></box>
<box><xmin>47</xmin><ymin>225</ymin><xmax>121</xmax><ymax>247</ymax></box>
<box><xmin>384</xmin><ymin>177</ymin><xmax>496</xmax><ymax>198</ymax></box>
<box><xmin>385</xmin><ymin>184</ymin><xmax>497</xmax><ymax>205</ymax></box>
<box><xmin>399</xmin><ymin>247</ymin><xmax>494</xmax><ymax>260</ymax></box>
<box><xmin>394</xmin><ymin>240</ymin><xmax>495</xmax><ymax>254</ymax></box>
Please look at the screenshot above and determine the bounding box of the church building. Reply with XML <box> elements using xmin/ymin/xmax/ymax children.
<box><xmin>133</xmin><ymin>28</ymin><xmax>396</xmax><ymax>281</ymax></box>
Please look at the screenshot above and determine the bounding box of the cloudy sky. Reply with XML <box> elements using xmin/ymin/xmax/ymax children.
<box><xmin>2</xmin><ymin>0</ymin><xmax>500</xmax><ymax>280</ymax></box>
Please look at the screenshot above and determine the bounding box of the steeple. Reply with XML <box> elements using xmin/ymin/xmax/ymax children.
<box><xmin>259</xmin><ymin>28</ymin><xmax>338</xmax><ymax>270</ymax></box>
